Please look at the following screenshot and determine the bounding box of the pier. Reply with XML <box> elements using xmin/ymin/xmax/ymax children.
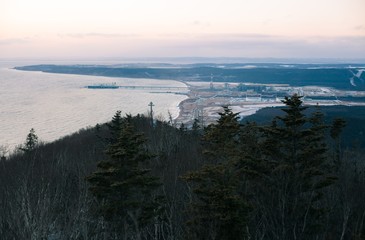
<box><xmin>87</xmin><ymin>84</ymin><xmax>187</xmax><ymax>91</ymax></box>
<box><xmin>118</xmin><ymin>86</ymin><xmax>187</xmax><ymax>90</ymax></box>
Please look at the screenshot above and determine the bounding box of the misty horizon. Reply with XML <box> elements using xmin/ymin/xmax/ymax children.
<box><xmin>1</xmin><ymin>0</ymin><xmax>364</xmax><ymax>59</ymax></box>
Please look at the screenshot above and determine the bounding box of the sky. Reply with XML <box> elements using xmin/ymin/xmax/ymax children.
<box><xmin>1</xmin><ymin>0</ymin><xmax>365</xmax><ymax>60</ymax></box>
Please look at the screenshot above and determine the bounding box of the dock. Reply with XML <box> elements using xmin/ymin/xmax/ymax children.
<box><xmin>87</xmin><ymin>84</ymin><xmax>187</xmax><ymax>91</ymax></box>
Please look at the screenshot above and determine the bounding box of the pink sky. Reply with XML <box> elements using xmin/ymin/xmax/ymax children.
<box><xmin>1</xmin><ymin>0</ymin><xmax>364</xmax><ymax>59</ymax></box>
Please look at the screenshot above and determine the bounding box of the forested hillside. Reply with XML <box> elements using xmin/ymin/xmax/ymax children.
<box><xmin>1</xmin><ymin>95</ymin><xmax>365</xmax><ymax>239</ymax></box>
<box><xmin>15</xmin><ymin>64</ymin><xmax>365</xmax><ymax>91</ymax></box>
<box><xmin>244</xmin><ymin>105</ymin><xmax>365</xmax><ymax>147</ymax></box>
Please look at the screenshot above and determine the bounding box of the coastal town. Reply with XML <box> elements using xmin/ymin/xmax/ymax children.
<box><xmin>84</xmin><ymin>78</ymin><xmax>365</xmax><ymax>127</ymax></box>
<box><xmin>175</xmin><ymin>80</ymin><xmax>365</xmax><ymax>126</ymax></box>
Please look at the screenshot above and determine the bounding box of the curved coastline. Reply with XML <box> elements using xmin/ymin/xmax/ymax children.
<box><xmin>0</xmin><ymin>67</ymin><xmax>190</xmax><ymax>151</ymax></box>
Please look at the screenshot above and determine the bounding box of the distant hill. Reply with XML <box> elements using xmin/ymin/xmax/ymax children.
<box><xmin>15</xmin><ymin>63</ymin><xmax>365</xmax><ymax>91</ymax></box>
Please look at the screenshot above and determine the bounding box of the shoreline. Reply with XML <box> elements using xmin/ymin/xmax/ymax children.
<box><xmin>0</xmin><ymin>68</ymin><xmax>188</xmax><ymax>152</ymax></box>
<box><xmin>175</xmin><ymin>82</ymin><xmax>365</xmax><ymax>127</ymax></box>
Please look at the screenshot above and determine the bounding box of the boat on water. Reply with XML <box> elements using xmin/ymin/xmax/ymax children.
<box><xmin>87</xmin><ymin>83</ymin><xmax>119</xmax><ymax>89</ymax></box>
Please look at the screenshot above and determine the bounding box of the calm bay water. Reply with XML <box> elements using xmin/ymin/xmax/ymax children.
<box><xmin>0</xmin><ymin>61</ymin><xmax>188</xmax><ymax>152</ymax></box>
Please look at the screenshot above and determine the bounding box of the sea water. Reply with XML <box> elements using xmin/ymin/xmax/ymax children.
<box><xmin>0</xmin><ymin>61</ymin><xmax>188</xmax><ymax>152</ymax></box>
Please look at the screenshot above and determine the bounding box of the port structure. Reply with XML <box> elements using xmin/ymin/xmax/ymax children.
<box><xmin>118</xmin><ymin>86</ymin><xmax>187</xmax><ymax>90</ymax></box>
<box><xmin>87</xmin><ymin>84</ymin><xmax>187</xmax><ymax>91</ymax></box>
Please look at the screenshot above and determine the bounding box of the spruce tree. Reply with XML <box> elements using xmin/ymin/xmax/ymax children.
<box><xmin>20</xmin><ymin>128</ymin><xmax>38</xmax><ymax>153</ymax></box>
<box><xmin>192</xmin><ymin>118</ymin><xmax>201</xmax><ymax>133</ymax></box>
<box><xmin>259</xmin><ymin>95</ymin><xmax>336</xmax><ymax>238</ymax></box>
<box><xmin>202</xmin><ymin>106</ymin><xmax>241</xmax><ymax>163</ymax></box>
<box><xmin>330</xmin><ymin>118</ymin><xmax>346</xmax><ymax>167</ymax></box>
<box><xmin>86</xmin><ymin>115</ymin><xmax>162</xmax><ymax>239</ymax></box>
<box><xmin>183</xmin><ymin>106</ymin><xmax>249</xmax><ymax>240</ymax></box>
<box><xmin>237</xmin><ymin>121</ymin><xmax>265</xmax><ymax>178</ymax></box>
<box><xmin>106</xmin><ymin>110</ymin><xmax>123</xmax><ymax>144</ymax></box>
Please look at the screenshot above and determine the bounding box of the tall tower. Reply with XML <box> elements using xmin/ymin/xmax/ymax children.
<box><xmin>148</xmin><ymin>101</ymin><xmax>155</xmax><ymax>126</ymax></box>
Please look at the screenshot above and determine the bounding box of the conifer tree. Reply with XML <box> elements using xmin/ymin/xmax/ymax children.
<box><xmin>20</xmin><ymin>128</ymin><xmax>38</xmax><ymax>153</ymax></box>
<box><xmin>330</xmin><ymin>118</ymin><xmax>346</xmax><ymax>167</ymax></box>
<box><xmin>183</xmin><ymin>106</ymin><xmax>249</xmax><ymax>240</ymax></box>
<box><xmin>179</xmin><ymin>123</ymin><xmax>187</xmax><ymax>133</ymax></box>
<box><xmin>106</xmin><ymin>110</ymin><xmax>123</xmax><ymax>144</ymax></box>
<box><xmin>86</xmin><ymin>115</ymin><xmax>163</xmax><ymax>239</ymax></box>
<box><xmin>202</xmin><ymin>106</ymin><xmax>241</xmax><ymax>162</ymax></box>
<box><xmin>237</xmin><ymin>121</ymin><xmax>264</xmax><ymax>178</ymax></box>
<box><xmin>259</xmin><ymin>94</ymin><xmax>336</xmax><ymax>238</ymax></box>
<box><xmin>191</xmin><ymin>118</ymin><xmax>201</xmax><ymax>135</ymax></box>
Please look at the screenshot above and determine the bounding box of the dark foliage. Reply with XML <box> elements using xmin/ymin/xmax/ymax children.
<box><xmin>86</xmin><ymin>115</ymin><xmax>163</xmax><ymax>239</ymax></box>
<box><xmin>183</xmin><ymin>106</ymin><xmax>250</xmax><ymax>240</ymax></box>
<box><xmin>0</xmin><ymin>97</ymin><xmax>364</xmax><ymax>239</ymax></box>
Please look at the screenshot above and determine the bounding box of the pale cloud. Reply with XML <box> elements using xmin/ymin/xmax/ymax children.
<box><xmin>163</xmin><ymin>34</ymin><xmax>365</xmax><ymax>58</ymax></box>
<box><xmin>261</xmin><ymin>18</ymin><xmax>272</xmax><ymax>26</ymax></box>
<box><xmin>58</xmin><ymin>33</ymin><xmax>140</xmax><ymax>39</ymax></box>
<box><xmin>355</xmin><ymin>25</ymin><xmax>365</xmax><ymax>31</ymax></box>
<box><xmin>0</xmin><ymin>38</ymin><xmax>30</xmax><ymax>45</ymax></box>
<box><xmin>1</xmin><ymin>33</ymin><xmax>364</xmax><ymax>59</ymax></box>
<box><xmin>191</xmin><ymin>20</ymin><xmax>211</xmax><ymax>27</ymax></box>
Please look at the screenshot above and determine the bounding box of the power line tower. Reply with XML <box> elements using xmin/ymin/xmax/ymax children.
<box><xmin>148</xmin><ymin>101</ymin><xmax>155</xmax><ymax>126</ymax></box>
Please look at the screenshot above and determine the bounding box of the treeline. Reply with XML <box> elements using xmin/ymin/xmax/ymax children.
<box><xmin>0</xmin><ymin>95</ymin><xmax>365</xmax><ymax>239</ymax></box>
<box><xmin>244</xmin><ymin>105</ymin><xmax>365</xmax><ymax>148</ymax></box>
<box><xmin>15</xmin><ymin>64</ymin><xmax>365</xmax><ymax>91</ymax></box>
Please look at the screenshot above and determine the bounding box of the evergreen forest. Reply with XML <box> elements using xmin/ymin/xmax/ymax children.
<box><xmin>1</xmin><ymin>95</ymin><xmax>365</xmax><ymax>240</ymax></box>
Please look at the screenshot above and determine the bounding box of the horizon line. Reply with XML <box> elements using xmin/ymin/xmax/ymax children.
<box><xmin>1</xmin><ymin>56</ymin><xmax>365</xmax><ymax>64</ymax></box>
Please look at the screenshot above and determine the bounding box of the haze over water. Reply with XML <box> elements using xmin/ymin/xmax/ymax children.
<box><xmin>0</xmin><ymin>61</ymin><xmax>187</xmax><ymax>152</ymax></box>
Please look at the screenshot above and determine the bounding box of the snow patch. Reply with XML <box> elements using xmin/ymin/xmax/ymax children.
<box><xmin>350</xmin><ymin>77</ymin><xmax>356</xmax><ymax>87</ymax></box>
<box><xmin>356</xmin><ymin>69</ymin><xmax>365</xmax><ymax>78</ymax></box>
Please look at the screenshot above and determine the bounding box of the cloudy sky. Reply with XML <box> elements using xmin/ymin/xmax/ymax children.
<box><xmin>1</xmin><ymin>0</ymin><xmax>364</xmax><ymax>59</ymax></box>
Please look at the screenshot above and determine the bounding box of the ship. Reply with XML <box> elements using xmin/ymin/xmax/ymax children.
<box><xmin>87</xmin><ymin>82</ymin><xmax>119</xmax><ymax>89</ymax></box>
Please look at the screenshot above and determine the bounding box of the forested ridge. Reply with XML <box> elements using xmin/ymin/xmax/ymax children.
<box><xmin>1</xmin><ymin>95</ymin><xmax>365</xmax><ymax>240</ymax></box>
<box><xmin>15</xmin><ymin>64</ymin><xmax>365</xmax><ymax>91</ymax></box>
